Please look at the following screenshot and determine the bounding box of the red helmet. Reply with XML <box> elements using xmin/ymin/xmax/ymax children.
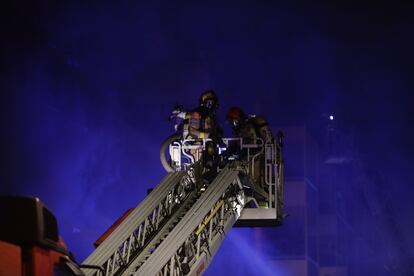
<box><xmin>226</xmin><ymin>107</ymin><xmax>246</xmax><ymax>126</ymax></box>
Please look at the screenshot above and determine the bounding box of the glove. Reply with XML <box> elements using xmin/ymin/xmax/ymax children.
<box><xmin>169</xmin><ymin>104</ymin><xmax>184</xmax><ymax>121</ymax></box>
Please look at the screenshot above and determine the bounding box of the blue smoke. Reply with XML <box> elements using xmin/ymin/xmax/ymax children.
<box><xmin>205</xmin><ymin>228</ymin><xmax>285</xmax><ymax>276</ymax></box>
<box><xmin>1</xmin><ymin>1</ymin><xmax>413</xmax><ymax>273</ymax></box>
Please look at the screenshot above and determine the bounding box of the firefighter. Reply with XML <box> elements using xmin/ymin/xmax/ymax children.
<box><xmin>188</xmin><ymin>90</ymin><xmax>221</xmax><ymax>140</ymax></box>
<box><xmin>226</xmin><ymin>106</ymin><xmax>272</xmax><ymax>143</ymax></box>
<box><xmin>188</xmin><ymin>90</ymin><xmax>223</xmax><ymax>180</ymax></box>
<box><xmin>225</xmin><ymin>106</ymin><xmax>273</xmax><ymax>193</ymax></box>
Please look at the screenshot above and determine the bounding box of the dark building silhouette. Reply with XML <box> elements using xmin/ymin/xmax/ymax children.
<box><xmin>249</xmin><ymin>125</ymin><xmax>397</xmax><ymax>276</ymax></box>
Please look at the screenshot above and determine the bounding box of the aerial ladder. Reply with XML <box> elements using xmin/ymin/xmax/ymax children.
<box><xmin>81</xmin><ymin>131</ymin><xmax>285</xmax><ymax>276</ymax></box>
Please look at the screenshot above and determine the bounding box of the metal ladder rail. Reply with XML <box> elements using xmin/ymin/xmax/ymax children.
<box><xmin>128</xmin><ymin>167</ymin><xmax>237</xmax><ymax>276</ymax></box>
<box><xmin>161</xmin><ymin>177</ymin><xmax>245</xmax><ymax>276</ymax></box>
<box><xmin>82</xmin><ymin>169</ymin><xmax>195</xmax><ymax>276</ymax></box>
<box><xmin>132</xmin><ymin>167</ymin><xmax>244</xmax><ymax>276</ymax></box>
<box><xmin>117</xmin><ymin>191</ymin><xmax>200</xmax><ymax>275</ymax></box>
<box><xmin>151</xmin><ymin>168</ymin><xmax>245</xmax><ymax>276</ymax></box>
<box><xmin>185</xmin><ymin>189</ymin><xmax>243</xmax><ymax>276</ymax></box>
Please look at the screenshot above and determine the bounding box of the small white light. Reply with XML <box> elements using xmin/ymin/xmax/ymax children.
<box><xmin>329</xmin><ymin>115</ymin><xmax>334</xmax><ymax>120</ymax></box>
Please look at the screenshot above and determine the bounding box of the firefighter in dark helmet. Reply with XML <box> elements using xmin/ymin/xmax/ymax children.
<box><xmin>188</xmin><ymin>90</ymin><xmax>223</xmax><ymax>180</ymax></box>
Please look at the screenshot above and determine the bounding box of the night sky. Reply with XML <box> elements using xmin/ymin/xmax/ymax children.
<box><xmin>1</xmin><ymin>1</ymin><xmax>414</xmax><ymax>274</ymax></box>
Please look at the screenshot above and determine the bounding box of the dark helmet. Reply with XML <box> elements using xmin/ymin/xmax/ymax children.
<box><xmin>226</xmin><ymin>106</ymin><xmax>246</xmax><ymax>127</ymax></box>
<box><xmin>199</xmin><ymin>90</ymin><xmax>219</xmax><ymax>109</ymax></box>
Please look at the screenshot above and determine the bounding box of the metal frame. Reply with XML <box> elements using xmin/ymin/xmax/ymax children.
<box><xmin>82</xmin><ymin>134</ymin><xmax>284</xmax><ymax>275</ymax></box>
<box><xmin>133</xmin><ymin>167</ymin><xmax>245</xmax><ymax>276</ymax></box>
<box><xmin>166</xmin><ymin>137</ymin><xmax>284</xmax><ymax>225</ymax></box>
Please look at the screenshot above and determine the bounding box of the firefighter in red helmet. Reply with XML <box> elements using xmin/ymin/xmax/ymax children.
<box><xmin>226</xmin><ymin>106</ymin><xmax>257</xmax><ymax>145</ymax></box>
<box><xmin>225</xmin><ymin>106</ymin><xmax>273</xmax><ymax>193</ymax></box>
<box><xmin>227</xmin><ymin>106</ymin><xmax>273</xmax><ymax>143</ymax></box>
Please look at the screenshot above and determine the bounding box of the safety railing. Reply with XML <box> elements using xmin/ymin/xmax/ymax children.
<box><xmin>167</xmin><ymin>137</ymin><xmax>280</xmax><ymax>208</ymax></box>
